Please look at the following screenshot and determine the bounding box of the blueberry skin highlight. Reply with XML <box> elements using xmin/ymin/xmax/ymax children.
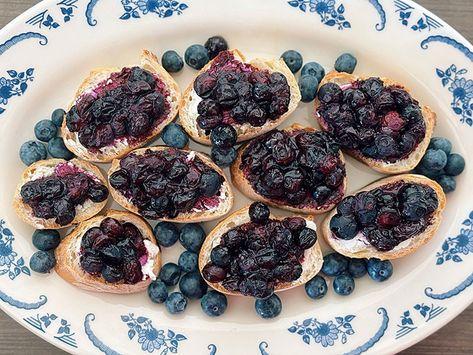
<box><xmin>148</xmin><ymin>280</ymin><xmax>168</xmax><ymax>304</ymax></box>
<box><xmin>305</xmin><ymin>275</ymin><xmax>328</xmax><ymax>299</ymax></box>
<box><xmin>301</xmin><ymin>62</ymin><xmax>325</xmax><ymax>82</ymax></box>
<box><xmin>159</xmin><ymin>262</ymin><xmax>182</xmax><ymax>286</ymax></box>
<box><xmin>255</xmin><ymin>294</ymin><xmax>282</xmax><ymax>319</ymax></box>
<box><xmin>367</xmin><ymin>258</ymin><xmax>393</xmax><ymax>282</ymax></box>
<box><xmin>201</xmin><ymin>290</ymin><xmax>228</xmax><ymax>317</ymax></box>
<box><xmin>281</xmin><ymin>50</ymin><xmax>303</xmax><ymax>73</ymax></box>
<box><xmin>322</xmin><ymin>253</ymin><xmax>349</xmax><ymax>276</ymax></box>
<box><xmin>161</xmin><ymin>50</ymin><xmax>184</xmax><ymax>73</ymax></box>
<box><xmin>165</xmin><ymin>292</ymin><xmax>187</xmax><ymax>314</ymax></box>
<box><xmin>32</xmin><ymin>229</ymin><xmax>61</xmax><ymax>251</ymax></box>
<box><xmin>178</xmin><ymin>251</ymin><xmax>199</xmax><ymax>272</ymax></box>
<box><xmin>19</xmin><ymin>141</ymin><xmax>47</xmax><ymax>166</ymax></box>
<box><xmin>333</xmin><ymin>274</ymin><xmax>355</xmax><ymax>295</ymax></box>
<box><xmin>179</xmin><ymin>224</ymin><xmax>206</xmax><ymax>252</ymax></box>
<box><xmin>154</xmin><ymin>222</ymin><xmax>180</xmax><ymax>247</ymax></box>
<box><xmin>29</xmin><ymin>251</ymin><xmax>56</xmax><ymax>273</ymax></box>
<box><xmin>185</xmin><ymin>44</ymin><xmax>209</xmax><ymax>70</ymax></box>
<box><xmin>34</xmin><ymin>120</ymin><xmax>58</xmax><ymax>142</ymax></box>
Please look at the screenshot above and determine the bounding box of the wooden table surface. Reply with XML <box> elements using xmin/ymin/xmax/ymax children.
<box><xmin>0</xmin><ymin>0</ymin><xmax>471</xmax><ymax>354</ymax></box>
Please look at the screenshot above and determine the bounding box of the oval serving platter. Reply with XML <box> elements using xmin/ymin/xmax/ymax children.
<box><xmin>0</xmin><ymin>0</ymin><xmax>472</xmax><ymax>354</ymax></box>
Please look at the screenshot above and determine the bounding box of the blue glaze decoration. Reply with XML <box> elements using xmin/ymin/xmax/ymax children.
<box><xmin>425</xmin><ymin>272</ymin><xmax>473</xmax><ymax>299</ymax></box>
<box><xmin>26</xmin><ymin>0</ymin><xmax>78</xmax><ymax>29</ymax></box>
<box><xmin>421</xmin><ymin>35</ymin><xmax>473</xmax><ymax>62</ymax></box>
<box><xmin>119</xmin><ymin>0</ymin><xmax>189</xmax><ymax>20</ymax></box>
<box><xmin>394</xmin><ymin>0</ymin><xmax>442</xmax><ymax>32</ymax></box>
<box><xmin>395</xmin><ymin>303</ymin><xmax>446</xmax><ymax>339</ymax></box>
<box><xmin>85</xmin><ymin>0</ymin><xmax>100</xmax><ymax>26</ymax></box>
<box><xmin>368</xmin><ymin>0</ymin><xmax>386</xmax><ymax>31</ymax></box>
<box><xmin>84</xmin><ymin>314</ymin><xmax>121</xmax><ymax>355</ymax></box>
<box><xmin>0</xmin><ymin>219</ymin><xmax>31</xmax><ymax>277</ymax></box>
<box><xmin>208</xmin><ymin>343</ymin><xmax>217</xmax><ymax>355</ymax></box>
<box><xmin>24</xmin><ymin>313</ymin><xmax>77</xmax><ymax>348</ymax></box>
<box><xmin>0</xmin><ymin>289</ymin><xmax>47</xmax><ymax>310</ymax></box>
<box><xmin>344</xmin><ymin>308</ymin><xmax>389</xmax><ymax>355</ymax></box>
<box><xmin>287</xmin><ymin>0</ymin><xmax>351</xmax><ymax>30</ymax></box>
<box><xmin>0</xmin><ymin>32</ymin><xmax>48</xmax><ymax>56</ymax></box>
<box><xmin>259</xmin><ymin>341</ymin><xmax>270</xmax><ymax>355</ymax></box>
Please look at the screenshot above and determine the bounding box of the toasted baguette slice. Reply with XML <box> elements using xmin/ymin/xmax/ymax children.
<box><xmin>55</xmin><ymin>210</ymin><xmax>160</xmax><ymax>294</ymax></box>
<box><xmin>231</xmin><ymin>123</ymin><xmax>347</xmax><ymax>215</ymax></box>
<box><xmin>179</xmin><ymin>49</ymin><xmax>301</xmax><ymax>145</ymax></box>
<box><xmin>13</xmin><ymin>159</ymin><xmax>108</xmax><ymax>229</ymax></box>
<box><xmin>321</xmin><ymin>174</ymin><xmax>446</xmax><ymax>260</ymax></box>
<box><xmin>199</xmin><ymin>205</ymin><xmax>323</xmax><ymax>296</ymax></box>
<box><xmin>62</xmin><ymin>49</ymin><xmax>181</xmax><ymax>163</ymax></box>
<box><xmin>314</xmin><ymin>71</ymin><xmax>436</xmax><ymax>174</ymax></box>
<box><xmin>108</xmin><ymin>146</ymin><xmax>234</xmax><ymax>223</ymax></box>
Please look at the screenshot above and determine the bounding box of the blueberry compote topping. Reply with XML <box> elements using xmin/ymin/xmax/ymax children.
<box><xmin>20</xmin><ymin>163</ymin><xmax>108</xmax><ymax>226</ymax></box>
<box><xmin>110</xmin><ymin>149</ymin><xmax>224</xmax><ymax>219</ymax></box>
<box><xmin>202</xmin><ymin>202</ymin><xmax>317</xmax><ymax>298</ymax></box>
<box><xmin>80</xmin><ymin>218</ymin><xmax>148</xmax><ymax>284</ymax></box>
<box><xmin>330</xmin><ymin>182</ymin><xmax>439</xmax><ymax>251</ymax></box>
<box><xmin>240</xmin><ymin>129</ymin><xmax>346</xmax><ymax>208</ymax></box>
<box><xmin>194</xmin><ymin>51</ymin><xmax>291</xmax><ymax>132</ymax></box>
<box><xmin>66</xmin><ymin>67</ymin><xmax>170</xmax><ymax>150</ymax></box>
<box><xmin>317</xmin><ymin>78</ymin><xmax>426</xmax><ymax>162</ymax></box>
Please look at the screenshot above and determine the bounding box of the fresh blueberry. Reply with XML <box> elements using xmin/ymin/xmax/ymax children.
<box><xmin>429</xmin><ymin>137</ymin><xmax>452</xmax><ymax>155</ymax></box>
<box><xmin>178</xmin><ymin>251</ymin><xmax>199</xmax><ymax>272</ymax></box>
<box><xmin>210</xmin><ymin>245</ymin><xmax>231</xmax><ymax>267</ymax></box>
<box><xmin>436</xmin><ymin>174</ymin><xmax>456</xmax><ymax>193</ymax></box>
<box><xmin>249</xmin><ymin>202</ymin><xmax>270</xmax><ymax>223</ymax></box>
<box><xmin>255</xmin><ymin>294</ymin><xmax>282</xmax><ymax>319</ymax></box>
<box><xmin>301</xmin><ymin>62</ymin><xmax>325</xmax><ymax>82</ymax></box>
<box><xmin>329</xmin><ymin>214</ymin><xmax>358</xmax><ymax>240</ymax></box>
<box><xmin>159</xmin><ymin>262</ymin><xmax>182</xmax><ymax>286</ymax></box>
<box><xmin>420</xmin><ymin>149</ymin><xmax>448</xmax><ymax>171</ymax></box>
<box><xmin>51</xmin><ymin>108</ymin><xmax>66</xmax><ymax>127</ymax></box>
<box><xmin>148</xmin><ymin>280</ymin><xmax>168</xmax><ymax>304</ymax></box>
<box><xmin>281</xmin><ymin>50</ymin><xmax>303</xmax><ymax>73</ymax></box>
<box><xmin>322</xmin><ymin>253</ymin><xmax>349</xmax><ymax>276</ymax></box>
<box><xmin>48</xmin><ymin>137</ymin><xmax>74</xmax><ymax>160</ymax></box>
<box><xmin>185</xmin><ymin>44</ymin><xmax>209</xmax><ymax>70</ymax></box>
<box><xmin>201</xmin><ymin>290</ymin><xmax>228</xmax><ymax>316</ymax></box>
<box><xmin>414</xmin><ymin>164</ymin><xmax>444</xmax><ymax>180</ymax></box>
<box><xmin>161</xmin><ymin>123</ymin><xmax>189</xmax><ymax>149</ymax></box>
<box><xmin>19</xmin><ymin>140</ymin><xmax>47</xmax><ymax>166</ymax></box>
<box><xmin>445</xmin><ymin>153</ymin><xmax>465</xmax><ymax>176</ymax></box>
<box><xmin>179</xmin><ymin>223</ymin><xmax>206</xmax><ymax>252</ymax></box>
<box><xmin>298</xmin><ymin>75</ymin><xmax>319</xmax><ymax>103</ymax></box>
<box><xmin>29</xmin><ymin>251</ymin><xmax>56</xmax><ymax>273</ymax></box>
<box><xmin>333</xmin><ymin>274</ymin><xmax>355</xmax><ymax>296</ymax></box>
<box><xmin>165</xmin><ymin>292</ymin><xmax>187</xmax><ymax>314</ymax></box>
<box><xmin>334</xmin><ymin>53</ymin><xmax>357</xmax><ymax>74</ymax></box>
<box><xmin>305</xmin><ymin>275</ymin><xmax>328</xmax><ymax>299</ymax></box>
<box><xmin>367</xmin><ymin>258</ymin><xmax>393</xmax><ymax>282</ymax></box>
<box><xmin>34</xmin><ymin>119</ymin><xmax>58</xmax><ymax>142</ymax></box>
<box><xmin>347</xmin><ymin>259</ymin><xmax>367</xmax><ymax>278</ymax></box>
<box><xmin>210</xmin><ymin>124</ymin><xmax>237</xmax><ymax>148</ymax></box>
<box><xmin>179</xmin><ymin>272</ymin><xmax>208</xmax><ymax>299</ymax></box>
<box><xmin>32</xmin><ymin>229</ymin><xmax>61</xmax><ymax>251</ymax></box>
<box><xmin>199</xmin><ymin>171</ymin><xmax>221</xmax><ymax>197</ymax></box>
<box><xmin>204</xmin><ymin>36</ymin><xmax>228</xmax><ymax>59</ymax></box>
<box><xmin>154</xmin><ymin>222</ymin><xmax>180</xmax><ymax>247</ymax></box>
<box><xmin>211</xmin><ymin>146</ymin><xmax>237</xmax><ymax>167</ymax></box>
<box><xmin>161</xmin><ymin>50</ymin><xmax>184</xmax><ymax>73</ymax></box>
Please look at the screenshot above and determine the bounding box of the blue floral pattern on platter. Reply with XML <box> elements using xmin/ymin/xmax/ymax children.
<box><xmin>119</xmin><ymin>0</ymin><xmax>189</xmax><ymax>20</ymax></box>
<box><xmin>0</xmin><ymin>219</ymin><xmax>31</xmax><ymax>277</ymax></box>
<box><xmin>0</xmin><ymin>32</ymin><xmax>48</xmax><ymax>56</ymax></box>
<box><xmin>436</xmin><ymin>65</ymin><xmax>473</xmax><ymax>126</ymax></box>
<box><xmin>24</xmin><ymin>313</ymin><xmax>77</xmax><ymax>348</ymax></box>
<box><xmin>121</xmin><ymin>313</ymin><xmax>187</xmax><ymax>354</ymax></box>
<box><xmin>288</xmin><ymin>314</ymin><xmax>355</xmax><ymax>347</ymax></box>
<box><xmin>421</xmin><ymin>36</ymin><xmax>473</xmax><ymax>62</ymax></box>
<box><xmin>367</xmin><ymin>0</ymin><xmax>386</xmax><ymax>31</ymax></box>
<box><xmin>436</xmin><ymin>210</ymin><xmax>473</xmax><ymax>263</ymax></box>
<box><xmin>395</xmin><ymin>303</ymin><xmax>446</xmax><ymax>339</ymax></box>
<box><xmin>0</xmin><ymin>289</ymin><xmax>47</xmax><ymax>310</ymax></box>
<box><xmin>394</xmin><ymin>0</ymin><xmax>442</xmax><ymax>32</ymax></box>
<box><xmin>287</xmin><ymin>0</ymin><xmax>351</xmax><ymax>30</ymax></box>
<box><xmin>425</xmin><ymin>272</ymin><xmax>473</xmax><ymax>300</ymax></box>
<box><xmin>84</xmin><ymin>314</ymin><xmax>121</xmax><ymax>355</ymax></box>
<box><xmin>25</xmin><ymin>0</ymin><xmax>78</xmax><ymax>29</ymax></box>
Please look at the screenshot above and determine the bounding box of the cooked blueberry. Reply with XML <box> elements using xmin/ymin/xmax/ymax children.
<box><xmin>204</xmin><ymin>36</ymin><xmax>228</xmax><ymax>59</ymax></box>
<box><xmin>199</xmin><ymin>171</ymin><xmax>222</xmax><ymax>197</ymax></box>
<box><xmin>178</xmin><ymin>251</ymin><xmax>199</xmax><ymax>272</ymax></box>
<box><xmin>334</xmin><ymin>53</ymin><xmax>357</xmax><ymax>74</ymax></box>
<box><xmin>249</xmin><ymin>202</ymin><xmax>270</xmax><ymax>223</ymax></box>
<box><xmin>333</xmin><ymin>274</ymin><xmax>355</xmax><ymax>295</ymax></box>
<box><xmin>317</xmin><ymin>83</ymin><xmax>343</xmax><ymax>103</ymax></box>
<box><xmin>197</xmin><ymin>114</ymin><xmax>223</xmax><ymax>130</ymax></box>
<box><xmin>185</xmin><ymin>44</ymin><xmax>209</xmax><ymax>70</ymax></box>
<box><xmin>100</xmin><ymin>218</ymin><xmax>124</xmax><ymax>238</ymax></box>
<box><xmin>210</xmin><ymin>124</ymin><xmax>237</xmax><ymax>148</ymax></box>
<box><xmin>29</xmin><ymin>251</ymin><xmax>56</xmax><ymax>273</ymax></box>
<box><xmin>211</xmin><ymin>245</ymin><xmax>231</xmax><ymax>267</ymax></box>
<box><xmin>305</xmin><ymin>275</ymin><xmax>328</xmax><ymax>300</ymax></box>
<box><xmin>301</xmin><ymin>62</ymin><xmax>325</xmax><ymax>82</ymax></box>
<box><xmin>211</xmin><ymin>146</ymin><xmax>237</xmax><ymax>167</ymax></box>
<box><xmin>202</xmin><ymin>263</ymin><xmax>227</xmax><ymax>283</ymax></box>
<box><xmin>80</xmin><ymin>251</ymin><xmax>103</xmax><ymax>274</ymax></box>
<box><xmin>34</xmin><ymin>119</ymin><xmax>58</xmax><ymax>142</ymax></box>
<box><xmin>222</xmin><ymin>229</ymin><xmax>246</xmax><ymax>250</ymax></box>
<box><xmin>47</xmin><ymin>137</ymin><xmax>74</xmax><ymax>160</ymax></box>
<box><xmin>179</xmin><ymin>272</ymin><xmax>208</xmax><ymax>299</ymax></box>
<box><xmin>109</xmin><ymin>169</ymin><xmax>130</xmax><ymax>189</ymax></box>
<box><xmin>194</xmin><ymin>72</ymin><xmax>217</xmax><ymax>98</ymax></box>
<box><xmin>32</xmin><ymin>229</ymin><xmax>61</xmax><ymax>251</ymax></box>
<box><xmin>374</xmin><ymin>134</ymin><xmax>398</xmax><ymax>158</ymax></box>
<box><xmin>165</xmin><ymin>292</ymin><xmax>187</xmax><ymax>314</ymax></box>
<box><xmin>20</xmin><ymin>183</ymin><xmax>42</xmax><ymax>203</ymax></box>
<box><xmin>88</xmin><ymin>184</ymin><xmax>109</xmax><ymax>203</ymax></box>
<box><xmin>347</xmin><ymin>259</ymin><xmax>367</xmax><ymax>278</ymax></box>
<box><xmin>299</xmin><ymin>75</ymin><xmax>319</xmax><ymax>103</ymax></box>
<box><xmin>312</xmin><ymin>185</ymin><xmax>332</xmax><ymax>204</ymax></box>
<box><xmin>367</xmin><ymin>258</ymin><xmax>393</xmax><ymax>282</ymax></box>
<box><xmin>376</xmin><ymin>208</ymin><xmax>401</xmax><ymax>227</ymax></box>
<box><xmin>201</xmin><ymin>290</ymin><xmax>228</xmax><ymax>317</ymax></box>
<box><xmin>360</xmin><ymin>77</ymin><xmax>384</xmax><ymax>99</ymax></box>
<box><xmin>428</xmin><ymin>137</ymin><xmax>452</xmax><ymax>155</ymax></box>
<box><xmin>51</xmin><ymin>108</ymin><xmax>66</xmax><ymax>127</ymax></box>
<box><xmin>148</xmin><ymin>280</ymin><xmax>168</xmax><ymax>304</ymax></box>
<box><xmin>127</xmin><ymin>113</ymin><xmax>151</xmax><ymax>137</ymax></box>
<box><xmin>255</xmin><ymin>294</ymin><xmax>282</xmax><ymax>318</ymax></box>
<box><xmin>297</xmin><ymin>228</ymin><xmax>317</xmax><ymax>249</ymax></box>
<box><xmin>102</xmin><ymin>264</ymin><xmax>123</xmax><ymax>283</ymax></box>
<box><xmin>162</xmin><ymin>123</ymin><xmax>189</xmax><ymax>148</ymax></box>
<box><xmin>19</xmin><ymin>141</ymin><xmax>47</xmax><ymax>166</ymax></box>
<box><xmin>161</xmin><ymin>50</ymin><xmax>184</xmax><ymax>73</ymax></box>
<box><xmin>159</xmin><ymin>262</ymin><xmax>182</xmax><ymax>286</ymax></box>
<box><xmin>337</xmin><ymin>196</ymin><xmax>356</xmax><ymax>215</ymax></box>
<box><xmin>281</xmin><ymin>50</ymin><xmax>303</xmax><ymax>73</ymax></box>
<box><xmin>154</xmin><ymin>222</ymin><xmax>179</xmax><ymax>247</ymax></box>
<box><xmin>330</xmin><ymin>214</ymin><xmax>358</xmax><ymax>240</ymax></box>
<box><xmin>322</xmin><ymin>253</ymin><xmax>349</xmax><ymax>276</ymax></box>
<box><xmin>445</xmin><ymin>153</ymin><xmax>465</xmax><ymax>176</ymax></box>
<box><xmin>420</xmin><ymin>149</ymin><xmax>448</xmax><ymax>171</ymax></box>
<box><xmin>436</xmin><ymin>174</ymin><xmax>456</xmax><ymax>193</ymax></box>
<box><xmin>54</xmin><ymin>198</ymin><xmax>76</xmax><ymax>226</ymax></box>
<box><xmin>179</xmin><ymin>223</ymin><xmax>206</xmax><ymax>252</ymax></box>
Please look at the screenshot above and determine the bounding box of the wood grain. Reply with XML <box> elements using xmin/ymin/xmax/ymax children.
<box><xmin>0</xmin><ymin>0</ymin><xmax>471</xmax><ymax>354</ymax></box>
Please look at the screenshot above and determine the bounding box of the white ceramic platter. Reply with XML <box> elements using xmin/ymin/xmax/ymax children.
<box><xmin>0</xmin><ymin>0</ymin><xmax>472</xmax><ymax>354</ymax></box>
